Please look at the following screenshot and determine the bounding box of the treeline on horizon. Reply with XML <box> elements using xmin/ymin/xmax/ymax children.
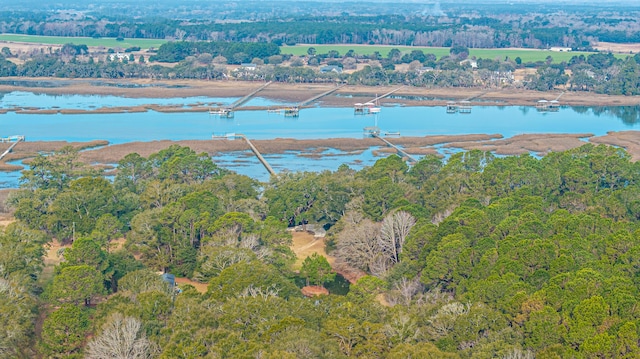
<box><xmin>3</xmin><ymin>143</ymin><xmax>640</xmax><ymax>358</ymax></box>
<box><xmin>1</xmin><ymin>2</ymin><xmax>640</xmax><ymax>48</ymax></box>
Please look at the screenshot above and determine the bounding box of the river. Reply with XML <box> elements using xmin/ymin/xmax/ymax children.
<box><xmin>1</xmin><ymin>92</ymin><xmax>639</xmax><ymax>187</ymax></box>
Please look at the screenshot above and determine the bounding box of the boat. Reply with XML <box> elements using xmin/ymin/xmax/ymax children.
<box><xmin>284</xmin><ymin>106</ymin><xmax>299</xmax><ymax>117</ymax></box>
<box><xmin>209</xmin><ymin>107</ymin><xmax>234</xmax><ymax>118</ymax></box>
<box><xmin>384</xmin><ymin>131</ymin><xmax>400</xmax><ymax>136</ymax></box>
<box><xmin>366</xmin><ymin>96</ymin><xmax>381</xmax><ymax>114</ymax></box>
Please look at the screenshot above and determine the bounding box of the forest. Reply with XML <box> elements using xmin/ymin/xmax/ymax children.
<box><xmin>3</xmin><ymin>143</ymin><xmax>640</xmax><ymax>358</ymax></box>
<box><xmin>1</xmin><ymin>1</ymin><xmax>639</xmax><ymax>47</ymax></box>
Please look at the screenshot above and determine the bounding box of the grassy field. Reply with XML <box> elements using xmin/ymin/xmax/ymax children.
<box><xmin>281</xmin><ymin>44</ymin><xmax>628</xmax><ymax>63</ymax></box>
<box><xmin>0</xmin><ymin>34</ymin><xmax>167</xmax><ymax>49</ymax></box>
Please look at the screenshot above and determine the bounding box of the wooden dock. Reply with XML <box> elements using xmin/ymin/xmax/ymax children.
<box><xmin>536</xmin><ymin>99</ymin><xmax>560</xmax><ymax>112</ymax></box>
<box><xmin>210</xmin><ymin>81</ymin><xmax>273</xmax><ymax>117</ymax></box>
<box><xmin>371</xmin><ymin>133</ymin><xmax>417</xmax><ymax>164</ymax></box>
<box><xmin>212</xmin><ymin>133</ymin><xmax>275</xmax><ymax>176</ymax></box>
<box><xmin>369</xmin><ymin>86</ymin><xmax>405</xmax><ymax>104</ymax></box>
<box><xmin>209</xmin><ymin>107</ymin><xmax>234</xmax><ymax>117</ymax></box>
<box><xmin>446</xmin><ymin>91</ymin><xmax>488</xmax><ymax>114</ymax></box>
<box><xmin>446</xmin><ymin>99</ymin><xmax>473</xmax><ymax>114</ymax></box>
<box><xmin>298</xmin><ymin>84</ymin><xmax>345</xmax><ymax>107</ymax></box>
<box><xmin>230</xmin><ymin>81</ymin><xmax>273</xmax><ymax>109</ymax></box>
<box><xmin>536</xmin><ymin>92</ymin><xmax>564</xmax><ymax>112</ymax></box>
<box><xmin>0</xmin><ymin>135</ymin><xmax>25</xmax><ymax>161</ymax></box>
<box><xmin>355</xmin><ymin>86</ymin><xmax>404</xmax><ymax>115</ymax></box>
<box><xmin>267</xmin><ymin>84</ymin><xmax>345</xmax><ymax>117</ymax></box>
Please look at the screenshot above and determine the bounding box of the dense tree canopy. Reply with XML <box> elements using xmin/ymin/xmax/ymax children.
<box><xmin>4</xmin><ymin>143</ymin><xmax>640</xmax><ymax>357</ymax></box>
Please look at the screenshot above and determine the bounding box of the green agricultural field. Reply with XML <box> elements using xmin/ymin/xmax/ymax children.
<box><xmin>0</xmin><ymin>34</ymin><xmax>167</xmax><ymax>49</ymax></box>
<box><xmin>281</xmin><ymin>44</ymin><xmax>627</xmax><ymax>64</ymax></box>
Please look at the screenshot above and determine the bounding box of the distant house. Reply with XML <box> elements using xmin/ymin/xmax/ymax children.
<box><xmin>319</xmin><ymin>65</ymin><xmax>343</xmax><ymax>74</ymax></box>
<box><xmin>232</xmin><ymin>63</ymin><xmax>262</xmax><ymax>80</ymax></box>
<box><xmin>239</xmin><ymin>63</ymin><xmax>257</xmax><ymax>71</ymax></box>
<box><xmin>550</xmin><ymin>47</ymin><xmax>572</xmax><ymax>52</ymax></box>
<box><xmin>417</xmin><ymin>66</ymin><xmax>435</xmax><ymax>74</ymax></box>
<box><xmin>459</xmin><ymin>59</ymin><xmax>478</xmax><ymax>69</ymax></box>
<box><xmin>497</xmin><ymin>70</ymin><xmax>515</xmax><ymax>83</ymax></box>
<box><xmin>109</xmin><ymin>52</ymin><xmax>127</xmax><ymax>62</ymax></box>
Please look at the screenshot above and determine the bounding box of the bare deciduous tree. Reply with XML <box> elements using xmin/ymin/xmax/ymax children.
<box><xmin>379</xmin><ymin>211</ymin><xmax>416</xmax><ymax>264</ymax></box>
<box><xmin>336</xmin><ymin>211</ymin><xmax>415</xmax><ymax>277</ymax></box>
<box><xmin>335</xmin><ymin>218</ymin><xmax>380</xmax><ymax>272</ymax></box>
<box><xmin>385</xmin><ymin>276</ymin><xmax>424</xmax><ymax>306</ymax></box>
<box><xmin>502</xmin><ymin>348</ymin><xmax>535</xmax><ymax>359</ymax></box>
<box><xmin>426</xmin><ymin>302</ymin><xmax>470</xmax><ymax>338</ymax></box>
<box><xmin>85</xmin><ymin>313</ymin><xmax>151</xmax><ymax>359</ymax></box>
<box><xmin>369</xmin><ymin>253</ymin><xmax>393</xmax><ymax>277</ymax></box>
<box><xmin>238</xmin><ymin>284</ymin><xmax>281</xmax><ymax>299</ymax></box>
<box><xmin>383</xmin><ymin>313</ymin><xmax>422</xmax><ymax>344</ymax></box>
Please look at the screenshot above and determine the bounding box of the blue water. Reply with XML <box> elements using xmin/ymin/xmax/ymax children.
<box><xmin>214</xmin><ymin>147</ymin><xmax>386</xmax><ymax>181</ymax></box>
<box><xmin>212</xmin><ymin>106</ymin><xmax>639</xmax><ymax>140</ymax></box>
<box><xmin>1</xmin><ymin>92</ymin><xmax>639</xmax><ymax>187</ymax></box>
<box><xmin>0</xmin><ymin>160</ymin><xmax>24</xmax><ymax>189</ymax></box>
<box><xmin>2</xmin><ymin>106</ymin><xmax>635</xmax><ymax>144</ymax></box>
<box><xmin>0</xmin><ymin>91</ymin><xmax>289</xmax><ymax>110</ymax></box>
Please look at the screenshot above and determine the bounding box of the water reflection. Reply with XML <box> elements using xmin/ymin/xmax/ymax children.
<box><xmin>519</xmin><ymin>106</ymin><xmax>530</xmax><ymax>115</ymax></box>
<box><xmin>576</xmin><ymin>105</ymin><xmax>640</xmax><ymax>125</ymax></box>
<box><xmin>516</xmin><ymin>105</ymin><xmax>640</xmax><ymax>125</ymax></box>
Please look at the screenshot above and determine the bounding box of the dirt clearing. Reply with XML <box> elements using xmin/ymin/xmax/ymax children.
<box><xmin>291</xmin><ymin>230</ymin><xmax>332</xmax><ymax>270</ymax></box>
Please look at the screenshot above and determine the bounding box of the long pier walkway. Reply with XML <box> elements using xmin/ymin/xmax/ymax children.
<box><xmin>0</xmin><ymin>135</ymin><xmax>25</xmax><ymax>161</ymax></box>
<box><xmin>463</xmin><ymin>90</ymin><xmax>490</xmax><ymax>102</ymax></box>
<box><xmin>297</xmin><ymin>84</ymin><xmax>345</xmax><ymax>107</ymax></box>
<box><xmin>229</xmin><ymin>81</ymin><xmax>273</xmax><ymax>109</ymax></box>
<box><xmin>215</xmin><ymin>133</ymin><xmax>275</xmax><ymax>176</ymax></box>
<box><xmin>369</xmin><ymin>86</ymin><xmax>405</xmax><ymax>103</ymax></box>
<box><xmin>371</xmin><ymin>134</ymin><xmax>418</xmax><ymax>164</ymax></box>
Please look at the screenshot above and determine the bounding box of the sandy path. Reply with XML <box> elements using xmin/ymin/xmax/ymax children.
<box><xmin>41</xmin><ymin>239</ymin><xmax>68</xmax><ymax>283</ymax></box>
<box><xmin>0</xmin><ymin>219</ymin><xmax>14</xmax><ymax>227</ymax></box>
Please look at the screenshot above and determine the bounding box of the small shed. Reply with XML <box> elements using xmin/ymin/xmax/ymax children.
<box><xmin>240</xmin><ymin>63</ymin><xmax>257</xmax><ymax>70</ymax></box>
